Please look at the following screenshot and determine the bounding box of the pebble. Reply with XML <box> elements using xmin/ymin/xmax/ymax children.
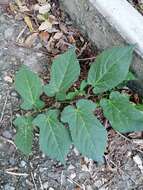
<box><xmin>4</xmin><ymin>76</ymin><xmax>12</xmax><ymax>83</ymax></box>
<box><xmin>86</xmin><ymin>185</ymin><xmax>93</xmax><ymax>190</ymax></box>
<box><xmin>67</xmin><ymin>164</ymin><xmax>75</xmax><ymax>170</ymax></box>
<box><xmin>2</xmin><ymin>130</ymin><xmax>12</xmax><ymax>139</ymax></box>
<box><xmin>4</xmin><ymin>184</ymin><xmax>15</xmax><ymax>190</ymax></box>
<box><xmin>49</xmin><ymin>187</ymin><xmax>54</xmax><ymax>190</ymax></box>
<box><xmin>9</xmin><ymin>157</ymin><xmax>16</xmax><ymax>165</ymax></box>
<box><xmin>70</xmin><ymin>173</ymin><xmax>76</xmax><ymax>179</ymax></box>
<box><xmin>10</xmin><ymin>91</ymin><xmax>18</xmax><ymax>97</ymax></box>
<box><xmin>20</xmin><ymin>160</ymin><xmax>27</xmax><ymax>167</ymax></box>
<box><xmin>43</xmin><ymin>181</ymin><xmax>49</xmax><ymax>189</ymax></box>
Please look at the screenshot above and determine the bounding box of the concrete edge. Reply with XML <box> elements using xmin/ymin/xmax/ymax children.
<box><xmin>90</xmin><ymin>0</ymin><xmax>143</xmax><ymax>58</ymax></box>
<box><xmin>59</xmin><ymin>0</ymin><xmax>143</xmax><ymax>81</ymax></box>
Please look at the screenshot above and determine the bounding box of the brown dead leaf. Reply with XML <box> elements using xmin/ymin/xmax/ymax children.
<box><xmin>48</xmin><ymin>15</ymin><xmax>57</xmax><ymax>24</ymax></box>
<box><xmin>37</xmin><ymin>14</ymin><xmax>46</xmax><ymax>21</ymax></box>
<box><xmin>39</xmin><ymin>31</ymin><xmax>49</xmax><ymax>42</ymax></box>
<box><xmin>24</xmin><ymin>16</ymin><xmax>34</xmax><ymax>32</ymax></box>
<box><xmin>68</xmin><ymin>35</ymin><xmax>76</xmax><ymax>44</ymax></box>
<box><xmin>24</xmin><ymin>33</ymin><xmax>38</xmax><ymax>48</ymax></box>
<box><xmin>39</xmin><ymin>20</ymin><xmax>52</xmax><ymax>31</ymax></box>
<box><xmin>9</xmin><ymin>2</ymin><xmax>18</xmax><ymax>13</ymax></box>
<box><xmin>56</xmin><ymin>39</ymin><xmax>68</xmax><ymax>51</ymax></box>
<box><xmin>39</xmin><ymin>3</ymin><xmax>51</xmax><ymax>14</ymax></box>
<box><xmin>53</xmin><ymin>32</ymin><xmax>63</xmax><ymax>40</ymax></box>
<box><xmin>60</xmin><ymin>23</ymin><xmax>68</xmax><ymax>34</ymax></box>
<box><xmin>16</xmin><ymin>0</ymin><xmax>29</xmax><ymax>12</ymax></box>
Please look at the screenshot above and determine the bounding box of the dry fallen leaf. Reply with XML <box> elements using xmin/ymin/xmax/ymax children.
<box><xmin>60</xmin><ymin>23</ymin><xmax>68</xmax><ymax>34</ymax></box>
<box><xmin>24</xmin><ymin>16</ymin><xmax>34</xmax><ymax>32</ymax></box>
<box><xmin>37</xmin><ymin>0</ymin><xmax>47</xmax><ymax>4</ymax></box>
<box><xmin>24</xmin><ymin>33</ymin><xmax>38</xmax><ymax>48</ymax></box>
<box><xmin>37</xmin><ymin>14</ymin><xmax>46</xmax><ymax>21</ymax></box>
<box><xmin>39</xmin><ymin>3</ymin><xmax>51</xmax><ymax>14</ymax></box>
<box><xmin>68</xmin><ymin>35</ymin><xmax>76</xmax><ymax>44</ymax></box>
<box><xmin>39</xmin><ymin>20</ymin><xmax>52</xmax><ymax>31</ymax></box>
<box><xmin>16</xmin><ymin>0</ymin><xmax>29</xmax><ymax>12</ymax></box>
<box><xmin>53</xmin><ymin>32</ymin><xmax>63</xmax><ymax>40</ymax></box>
<box><xmin>39</xmin><ymin>31</ymin><xmax>50</xmax><ymax>42</ymax></box>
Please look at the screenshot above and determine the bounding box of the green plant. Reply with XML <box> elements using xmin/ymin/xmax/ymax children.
<box><xmin>13</xmin><ymin>46</ymin><xmax>143</xmax><ymax>163</ymax></box>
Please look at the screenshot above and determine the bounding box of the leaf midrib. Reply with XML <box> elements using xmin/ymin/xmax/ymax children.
<box><xmin>57</xmin><ymin>61</ymin><xmax>71</xmax><ymax>92</ymax></box>
<box><xmin>46</xmin><ymin>117</ymin><xmax>64</xmax><ymax>162</ymax></box>
<box><xmin>77</xmin><ymin>111</ymin><xmax>97</xmax><ymax>156</ymax></box>
<box><xmin>109</xmin><ymin>100</ymin><xmax>130</xmax><ymax>126</ymax></box>
<box><xmin>94</xmin><ymin>49</ymin><xmax>130</xmax><ymax>86</ymax></box>
<box><xmin>23</xmin><ymin>71</ymin><xmax>35</xmax><ymax>105</ymax></box>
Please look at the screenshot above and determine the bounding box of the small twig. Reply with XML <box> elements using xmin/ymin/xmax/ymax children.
<box><xmin>31</xmin><ymin>172</ymin><xmax>38</xmax><ymax>190</ymax></box>
<box><xmin>39</xmin><ymin>176</ymin><xmax>44</xmax><ymax>190</ymax></box>
<box><xmin>5</xmin><ymin>170</ymin><xmax>29</xmax><ymax>177</ymax></box>
<box><xmin>0</xmin><ymin>92</ymin><xmax>9</xmax><ymax>124</ymax></box>
<box><xmin>77</xmin><ymin>42</ymin><xmax>88</xmax><ymax>57</ymax></box>
<box><xmin>16</xmin><ymin>26</ymin><xmax>27</xmax><ymax>42</ymax></box>
<box><xmin>0</xmin><ymin>136</ymin><xmax>16</xmax><ymax>148</ymax></box>
<box><xmin>67</xmin><ymin>177</ymin><xmax>84</xmax><ymax>189</ymax></box>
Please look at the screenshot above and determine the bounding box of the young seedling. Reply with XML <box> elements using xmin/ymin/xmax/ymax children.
<box><xmin>13</xmin><ymin>45</ymin><xmax>143</xmax><ymax>164</ymax></box>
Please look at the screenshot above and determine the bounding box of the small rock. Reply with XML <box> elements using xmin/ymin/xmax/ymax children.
<box><xmin>49</xmin><ymin>187</ymin><xmax>54</xmax><ymax>190</ymax></box>
<box><xmin>10</xmin><ymin>91</ymin><xmax>18</xmax><ymax>97</ymax></box>
<box><xmin>4</xmin><ymin>76</ymin><xmax>13</xmax><ymax>83</ymax></box>
<box><xmin>9</xmin><ymin>157</ymin><xmax>16</xmax><ymax>165</ymax></box>
<box><xmin>73</xmin><ymin>147</ymin><xmax>79</xmax><ymax>156</ymax></box>
<box><xmin>86</xmin><ymin>185</ymin><xmax>93</xmax><ymax>190</ymax></box>
<box><xmin>82</xmin><ymin>164</ymin><xmax>89</xmax><ymax>172</ymax></box>
<box><xmin>4</xmin><ymin>184</ymin><xmax>15</xmax><ymax>190</ymax></box>
<box><xmin>67</xmin><ymin>164</ymin><xmax>75</xmax><ymax>170</ymax></box>
<box><xmin>70</xmin><ymin>173</ymin><xmax>76</xmax><ymax>180</ymax></box>
<box><xmin>43</xmin><ymin>181</ymin><xmax>49</xmax><ymax>189</ymax></box>
<box><xmin>20</xmin><ymin>160</ymin><xmax>27</xmax><ymax>167</ymax></box>
<box><xmin>2</xmin><ymin>130</ymin><xmax>12</xmax><ymax>139</ymax></box>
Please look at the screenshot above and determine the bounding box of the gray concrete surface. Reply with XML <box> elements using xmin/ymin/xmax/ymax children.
<box><xmin>59</xmin><ymin>0</ymin><xmax>143</xmax><ymax>82</ymax></box>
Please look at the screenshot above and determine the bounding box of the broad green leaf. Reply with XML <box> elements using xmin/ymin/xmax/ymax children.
<box><xmin>33</xmin><ymin>110</ymin><xmax>71</xmax><ymax>163</ymax></box>
<box><xmin>87</xmin><ymin>45</ymin><xmax>134</xmax><ymax>94</ymax></box>
<box><xmin>66</xmin><ymin>90</ymin><xmax>79</xmax><ymax>100</ymax></box>
<box><xmin>126</xmin><ymin>72</ymin><xmax>136</xmax><ymax>81</ymax></box>
<box><xmin>100</xmin><ymin>91</ymin><xmax>143</xmax><ymax>133</ymax></box>
<box><xmin>135</xmin><ymin>104</ymin><xmax>143</xmax><ymax>111</ymax></box>
<box><xmin>61</xmin><ymin>99</ymin><xmax>107</xmax><ymax>161</ymax></box>
<box><xmin>117</xmin><ymin>71</ymin><xmax>136</xmax><ymax>89</ymax></box>
<box><xmin>13</xmin><ymin>116</ymin><xmax>33</xmax><ymax>155</ymax></box>
<box><xmin>80</xmin><ymin>80</ymin><xmax>87</xmax><ymax>91</ymax></box>
<box><xmin>44</xmin><ymin>48</ymin><xmax>80</xmax><ymax>99</ymax></box>
<box><xmin>15</xmin><ymin>65</ymin><xmax>44</xmax><ymax>110</ymax></box>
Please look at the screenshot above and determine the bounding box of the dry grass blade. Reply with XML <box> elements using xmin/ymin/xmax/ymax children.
<box><xmin>5</xmin><ymin>170</ymin><xmax>29</xmax><ymax>177</ymax></box>
<box><xmin>0</xmin><ymin>91</ymin><xmax>9</xmax><ymax>124</ymax></box>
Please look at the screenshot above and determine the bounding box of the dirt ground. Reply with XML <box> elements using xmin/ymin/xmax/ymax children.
<box><xmin>0</xmin><ymin>1</ymin><xmax>143</xmax><ymax>190</ymax></box>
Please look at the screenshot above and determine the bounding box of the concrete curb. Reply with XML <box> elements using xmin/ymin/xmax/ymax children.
<box><xmin>60</xmin><ymin>0</ymin><xmax>143</xmax><ymax>80</ymax></box>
